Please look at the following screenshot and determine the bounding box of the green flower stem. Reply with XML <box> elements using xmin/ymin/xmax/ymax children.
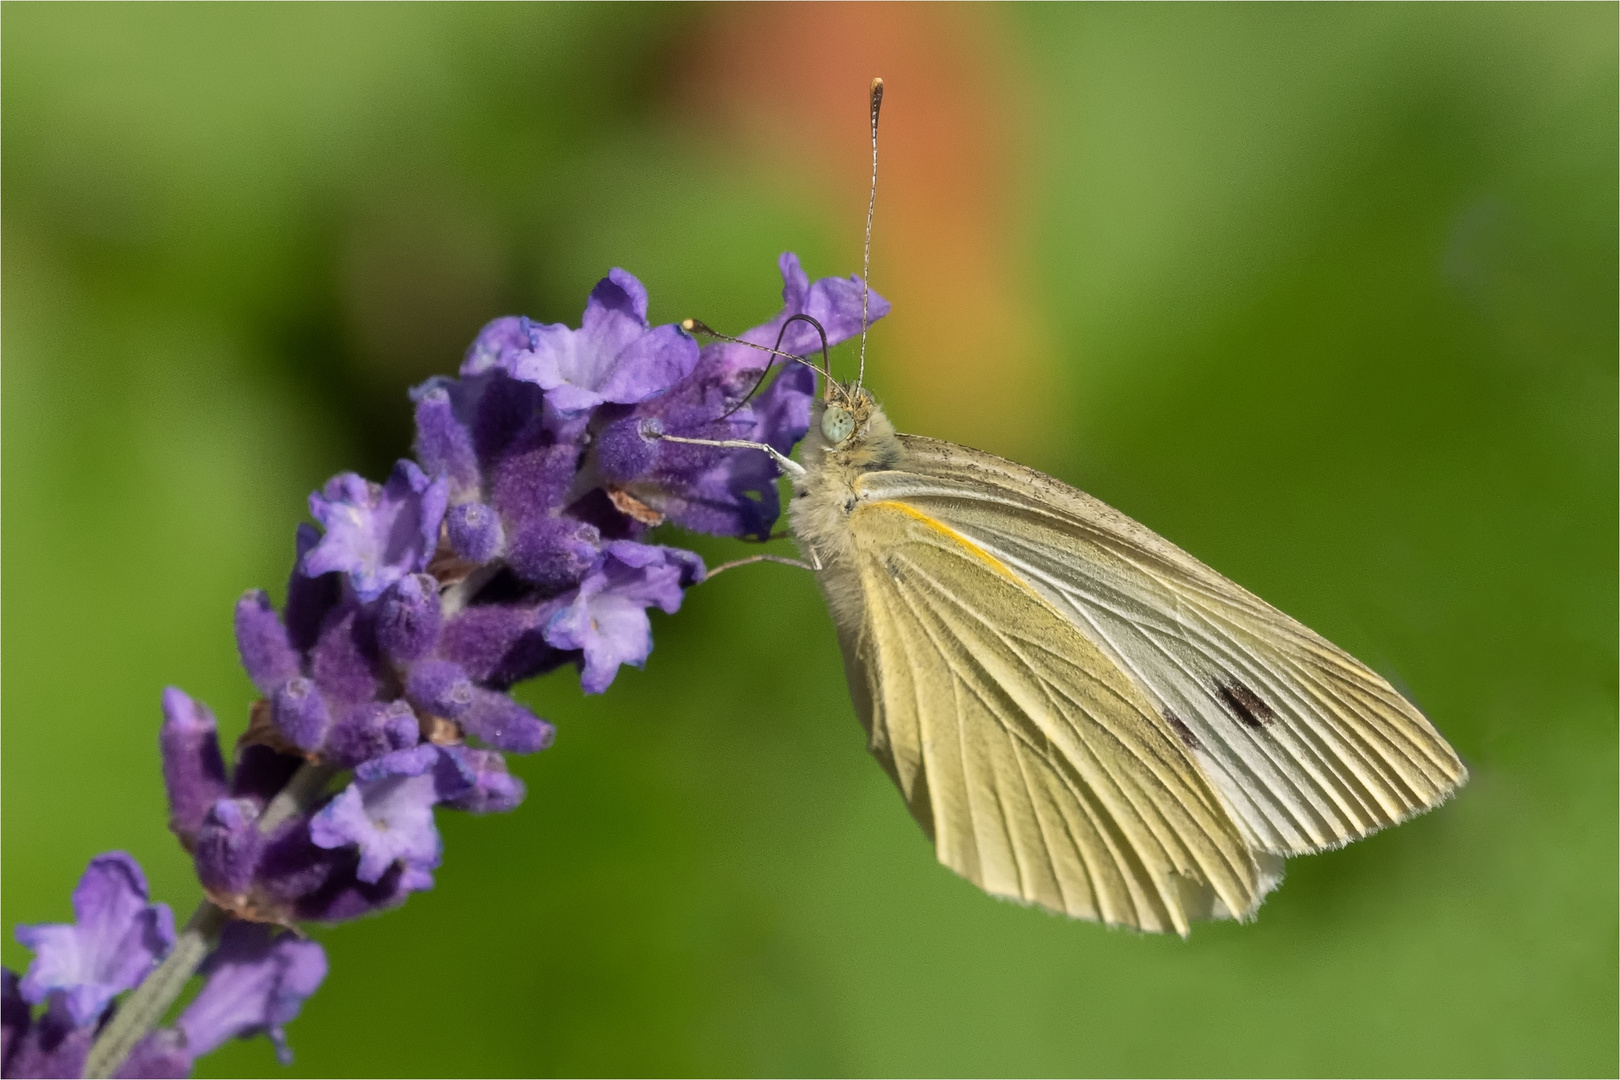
<box><xmin>82</xmin><ymin>761</ymin><xmax>339</xmax><ymax>1079</ymax></box>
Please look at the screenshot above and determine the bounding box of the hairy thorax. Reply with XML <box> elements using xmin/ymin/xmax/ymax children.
<box><xmin>789</xmin><ymin>388</ymin><xmax>901</xmax><ymax>623</ymax></box>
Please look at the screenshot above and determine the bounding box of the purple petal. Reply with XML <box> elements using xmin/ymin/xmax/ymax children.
<box><xmin>750</xmin><ymin>360</ymin><xmax>816</xmax><ymax>455</ymax></box>
<box><xmin>460</xmin><ymin>315</ymin><xmax>531</xmax><ymax>377</ymax></box>
<box><xmin>594</xmin><ymin>323</ymin><xmax>700</xmax><ymax>404</ymax></box>
<box><xmin>800</xmin><ymin>273</ymin><xmax>891</xmax><ymax>351</ymax></box>
<box><xmin>584</xmin><ymin>267</ymin><xmax>651</xmax><ymax>336</ymax></box>
<box><xmin>440</xmin><ymin>748</ymin><xmax>527</xmax><ymax>814</ymax></box>
<box><xmin>3</xmin><ymin>968</ymin><xmax>30</xmax><ymax>1071</ymax></box>
<box><xmin>353</xmin><ymin>744</ymin><xmax>476</xmax><ymax>794</ymax></box>
<box><xmin>158</xmin><ymin>688</ymin><xmax>229</xmax><ymax>848</ymax></box>
<box><xmin>303</xmin><ymin>461</ymin><xmax>449</xmax><ymax>602</ymax></box>
<box><xmin>3</xmin><ymin>997</ymin><xmax>91</xmax><ymax>1080</ymax></box>
<box><xmin>693</xmin><ymin>253</ymin><xmax>886</xmax><ymax>377</ymax></box>
<box><xmin>15</xmin><ymin>855</ymin><xmax>175</xmax><ymax>1027</ymax></box>
<box><xmin>505</xmin><ymin>270</ymin><xmax>697</xmax><ymax>414</ymax></box>
<box><xmin>251</xmin><ymin>826</ymin><xmax>414</xmax><ymax>925</ymax></box>
<box><xmin>177</xmin><ymin>922</ymin><xmax>326</xmax><ymax>1065</ymax></box>
<box><xmin>232</xmin><ymin>591</ymin><xmax>301</xmax><ymax>695</ymax></box>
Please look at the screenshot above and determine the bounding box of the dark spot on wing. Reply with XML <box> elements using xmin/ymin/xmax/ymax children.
<box><xmin>1217</xmin><ymin>680</ymin><xmax>1276</xmax><ymax>728</ymax></box>
<box><xmin>885</xmin><ymin>556</ymin><xmax>905</xmax><ymax>583</ymax></box>
<box><xmin>1165</xmin><ymin>711</ymin><xmax>1202</xmax><ymax>751</ymax></box>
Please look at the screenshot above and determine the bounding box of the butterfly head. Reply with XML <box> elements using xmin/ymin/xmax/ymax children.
<box><xmin>809</xmin><ymin>380</ymin><xmax>898</xmax><ymax>471</ymax></box>
<box><xmin>818</xmin><ymin>379</ymin><xmax>874</xmax><ymax>447</ymax></box>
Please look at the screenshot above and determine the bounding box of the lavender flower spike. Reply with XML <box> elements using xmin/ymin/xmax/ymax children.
<box><xmin>303</xmin><ymin>460</ymin><xmax>450</xmax><ymax>603</ymax></box>
<box><xmin>8</xmin><ymin>255</ymin><xmax>870</xmax><ymax>1077</ymax></box>
<box><xmin>15</xmin><ymin>854</ymin><xmax>175</xmax><ymax>1027</ymax></box>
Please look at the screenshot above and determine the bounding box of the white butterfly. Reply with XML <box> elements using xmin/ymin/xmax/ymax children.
<box><xmin>674</xmin><ymin>79</ymin><xmax>1466</xmax><ymax>936</ymax></box>
<box><xmin>784</xmin><ymin>386</ymin><xmax>1465</xmax><ymax>935</ymax></box>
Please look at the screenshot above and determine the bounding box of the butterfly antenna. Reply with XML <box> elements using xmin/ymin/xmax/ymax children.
<box><xmin>856</xmin><ymin>76</ymin><xmax>883</xmax><ymax>392</ymax></box>
<box><xmin>714</xmin><ymin>314</ymin><xmax>829</xmax><ymax>421</ymax></box>
<box><xmin>681</xmin><ymin>318</ymin><xmax>824</xmax><ymax>378</ymax></box>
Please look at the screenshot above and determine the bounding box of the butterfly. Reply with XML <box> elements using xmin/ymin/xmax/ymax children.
<box><xmin>676</xmin><ymin>79</ymin><xmax>1466</xmax><ymax>935</ymax></box>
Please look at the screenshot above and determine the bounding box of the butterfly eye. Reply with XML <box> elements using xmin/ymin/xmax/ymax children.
<box><xmin>822</xmin><ymin>405</ymin><xmax>856</xmax><ymax>445</ymax></box>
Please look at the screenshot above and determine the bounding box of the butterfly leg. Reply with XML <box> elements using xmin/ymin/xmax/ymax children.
<box><xmin>703</xmin><ymin>553</ymin><xmax>814</xmax><ymax>578</ymax></box>
<box><xmin>657</xmin><ymin>433</ymin><xmax>807</xmax><ymax>479</ymax></box>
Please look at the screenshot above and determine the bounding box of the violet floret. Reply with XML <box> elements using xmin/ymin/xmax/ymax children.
<box><xmin>14</xmin><ymin>854</ymin><xmax>175</xmax><ymax>1027</ymax></box>
<box><xmin>503</xmin><ymin>269</ymin><xmax>699</xmax><ymax>414</ymax></box>
<box><xmin>303</xmin><ymin>461</ymin><xmax>450</xmax><ymax>603</ymax></box>
<box><xmin>544</xmin><ymin>542</ymin><xmax>704</xmax><ymax>694</ymax></box>
<box><xmin>308</xmin><ymin>746</ymin><xmax>468</xmax><ymax>885</ymax></box>
<box><xmin>176</xmin><ymin>922</ymin><xmax>327</xmax><ymax>1065</ymax></box>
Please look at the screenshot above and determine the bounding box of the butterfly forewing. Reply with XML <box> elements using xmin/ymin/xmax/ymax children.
<box><xmin>833</xmin><ymin>497</ymin><xmax>1266</xmax><ymax>933</ymax></box>
<box><xmin>854</xmin><ymin>436</ymin><xmax>1468</xmax><ymax>858</ymax></box>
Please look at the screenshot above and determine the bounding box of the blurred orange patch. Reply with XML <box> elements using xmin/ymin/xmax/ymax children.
<box><xmin>678</xmin><ymin>2</ymin><xmax>1060</xmax><ymax>462</ymax></box>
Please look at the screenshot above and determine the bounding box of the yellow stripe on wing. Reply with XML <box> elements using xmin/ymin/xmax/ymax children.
<box><xmin>858</xmin><ymin>499</ymin><xmax>1035</xmax><ymax>591</ymax></box>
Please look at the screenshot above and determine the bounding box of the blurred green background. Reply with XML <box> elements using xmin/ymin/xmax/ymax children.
<box><xmin>3</xmin><ymin>4</ymin><xmax>1615</xmax><ymax>1077</ymax></box>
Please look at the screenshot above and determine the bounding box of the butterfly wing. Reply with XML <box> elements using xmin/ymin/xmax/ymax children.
<box><xmin>830</xmin><ymin>496</ymin><xmax>1266</xmax><ymax>934</ymax></box>
<box><xmin>855</xmin><ymin>435</ymin><xmax>1467</xmax><ymax>858</ymax></box>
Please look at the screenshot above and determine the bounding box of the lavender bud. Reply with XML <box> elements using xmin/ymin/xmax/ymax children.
<box><xmin>308</xmin><ymin>609</ymin><xmax>382</xmax><ymax>705</ymax></box>
<box><xmin>159</xmin><ymin>687</ymin><xmax>230</xmax><ymax>847</ymax></box>
<box><xmin>271</xmin><ymin>678</ymin><xmax>331</xmax><ymax>752</ymax></box>
<box><xmin>595</xmin><ymin>414</ymin><xmax>662</xmax><ymax>484</ymax></box>
<box><xmin>195</xmin><ymin>799</ymin><xmax>263</xmax><ymax>897</ymax></box>
<box><xmin>406</xmin><ymin>660</ymin><xmax>476</xmax><ymax>719</ymax></box>
<box><xmin>233</xmin><ymin>591</ymin><xmax>302</xmax><ymax>695</ymax></box>
<box><xmin>412</xmin><ymin>385</ymin><xmax>480</xmax><ymax>496</ymax></box>
<box><xmin>326</xmin><ymin>700</ymin><xmax>420</xmax><ymax>768</ymax></box>
<box><xmin>507</xmin><ymin>517</ymin><xmax>599</xmax><ymax>591</ymax></box>
<box><xmin>446</xmin><ymin>502</ymin><xmax>505</xmax><ymax>564</ymax></box>
<box><xmin>375</xmin><ymin>573</ymin><xmax>441</xmax><ymax>662</ymax></box>
<box><xmin>460</xmin><ymin>690</ymin><xmax>554</xmax><ymax>753</ymax></box>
